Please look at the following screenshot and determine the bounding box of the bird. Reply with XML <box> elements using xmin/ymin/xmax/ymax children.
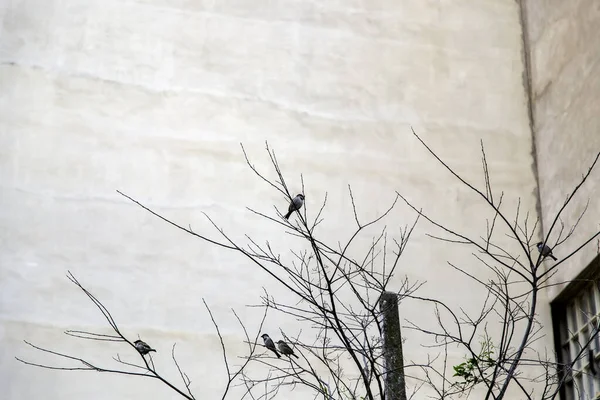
<box><xmin>261</xmin><ymin>334</ymin><xmax>281</xmax><ymax>358</ymax></box>
<box><xmin>134</xmin><ymin>339</ymin><xmax>156</xmax><ymax>355</ymax></box>
<box><xmin>536</xmin><ymin>241</ymin><xmax>558</xmax><ymax>261</ymax></box>
<box><xmin>277</xmin><ymin>340</ymin><xmax>299</xmax><ymax>359</ymax></box>
<box><xmin>284</xmin><ymin>194</ymin><xmax>305</xmax><ymax>219</ymax></box>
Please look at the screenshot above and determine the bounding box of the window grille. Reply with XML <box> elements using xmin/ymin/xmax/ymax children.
<box><xmin>557</xmin><ymin>282</ymin><xmax>600</xmax><ymax>400</ymax></box>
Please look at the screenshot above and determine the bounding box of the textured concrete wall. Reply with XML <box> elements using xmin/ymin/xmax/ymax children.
<box><xmin>524</xmin><ymin>0</ymin><xmax>600</xmax><ymax>299</ymax></box>
<box><xmin>1</xmin><ymin>0</ymin><xmax>539</xmax><ymax>398</ymax></box>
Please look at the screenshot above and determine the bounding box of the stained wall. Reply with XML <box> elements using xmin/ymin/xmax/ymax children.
<box><xmin>524</xmin><ymin>0</ymin><xmax>600</xmax><ymax>298</ymax></box>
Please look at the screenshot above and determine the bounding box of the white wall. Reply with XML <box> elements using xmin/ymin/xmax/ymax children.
<box><xmin>0</xmin><ymin>0</ymin><xmax>541</xmax><ymax>398</ymax></box>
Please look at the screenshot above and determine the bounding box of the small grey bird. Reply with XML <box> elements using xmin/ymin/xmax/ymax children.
<box><xmin>536</xmin><ymin>242</ymin><xmax>558</xmax><ymax>261</ymax></box>
<box><xmin>284</xmin><ymin>194</ymin><xmax>305</xmax><ymax>219</ymax></box>
<box><xmin>134</xmin><ymin>339</ymin><xmax>156</xmax><ymax>355</ymax></box>
<box><xmin>277</xmin><ymin>340</ymin><xmax>299</xmax><ymax>359</ymax></box>
<box><xmin>261</xmin><ymin>334</ymin><xmax>281</xmax><ymax>358</ymax></box>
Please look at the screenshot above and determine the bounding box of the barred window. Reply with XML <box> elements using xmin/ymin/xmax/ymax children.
<box><xmin>552</xmin><ymin>257</ymin><xmax>600</xmax><ymax>400</ymax></box>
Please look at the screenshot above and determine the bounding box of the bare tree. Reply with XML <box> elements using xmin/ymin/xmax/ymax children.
<box><xmin>113</xmin><ymin>141</ymin><xmax>423</xmax><ymax>400</ymax></box>
<box><xmin>16</xmin><ymin>129</ymin><xmax>600</xmax><ymax>400</ymax></box>
<box><xmin>398</xmin><ymin>129</ymin><xmax>600</xmax><ymax>399</ymax></box>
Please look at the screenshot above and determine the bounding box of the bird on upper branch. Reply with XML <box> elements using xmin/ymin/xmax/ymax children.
<box><xmin>536</xmin><ymin>241</ymin><xmax>558</xmax><ymax>261</ymax></box>
<box><xmin>284</xmin><ymin>194</ymin><xmax>305</xmax><ymax>219</ymax></box>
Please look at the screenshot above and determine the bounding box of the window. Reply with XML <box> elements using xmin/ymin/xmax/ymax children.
<box><xmin>552</xmin><ymin>255</ymin><xmax>600</xmax><ymax>400</ymax></box>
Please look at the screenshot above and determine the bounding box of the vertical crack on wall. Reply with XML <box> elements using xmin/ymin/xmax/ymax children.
<box><xmin>517</xmin><ymin>0</ymin><xmax>544</xmax><ymax>239</ymax></box>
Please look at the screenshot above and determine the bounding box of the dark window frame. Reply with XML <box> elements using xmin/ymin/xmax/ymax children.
<box><xmin>551</xmin><ymin>254</ymin><xmax>600</xmax><ymax>400</ymax></box>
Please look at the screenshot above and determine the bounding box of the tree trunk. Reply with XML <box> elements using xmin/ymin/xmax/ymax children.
<box><xmin>379</xmin><ymin>291</ymin><xmax>407</xmax><ymax>400</ymax></box>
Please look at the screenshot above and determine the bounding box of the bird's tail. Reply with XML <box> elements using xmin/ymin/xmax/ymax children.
<box><xmin>275</xmin><ymin>350</ymin><xmax>281</xmax><ymax>358</ymax></box>
<box><xmin>292</xmin><ymin>353</ymin><xmax>299</xmax><ymax>359</ymax></box>
<box><xmin>551</xmin><ymin>255</ymin><xmax>558</xmax><ymax>261</ymax></box>
<box><xmin>149</xmin><ymin>349</ymin><xmax>157</xmax><ymax>352</ymax></box>
<box><xmin>284</xmin><ymin>211</ymin><xmax>292</xmax><ymax>219</ymax></box>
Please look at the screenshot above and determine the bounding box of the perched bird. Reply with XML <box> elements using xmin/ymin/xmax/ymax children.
<box><xmin>284</xmin><ymin>194</ymin><xmax>305</xmax><ymax>220</ymax></box>
<box><xmin>261</xmin><ymin>334</ymin><xmax>281</xmax><ymax>358</ymax></box>
<box><xmin>134</xmin><ymin>339</ymin><xmax>156</xmax><ymax>355</ymax></box>
<box><xmin>536</xmin><ymin>242</ymin><xmax>558</xmax><ymax>261</ymax></box>
<box><xmin>277</xmin><ymin>340</ymin><xmax>299</xmax><ymax>359</ymax></box>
